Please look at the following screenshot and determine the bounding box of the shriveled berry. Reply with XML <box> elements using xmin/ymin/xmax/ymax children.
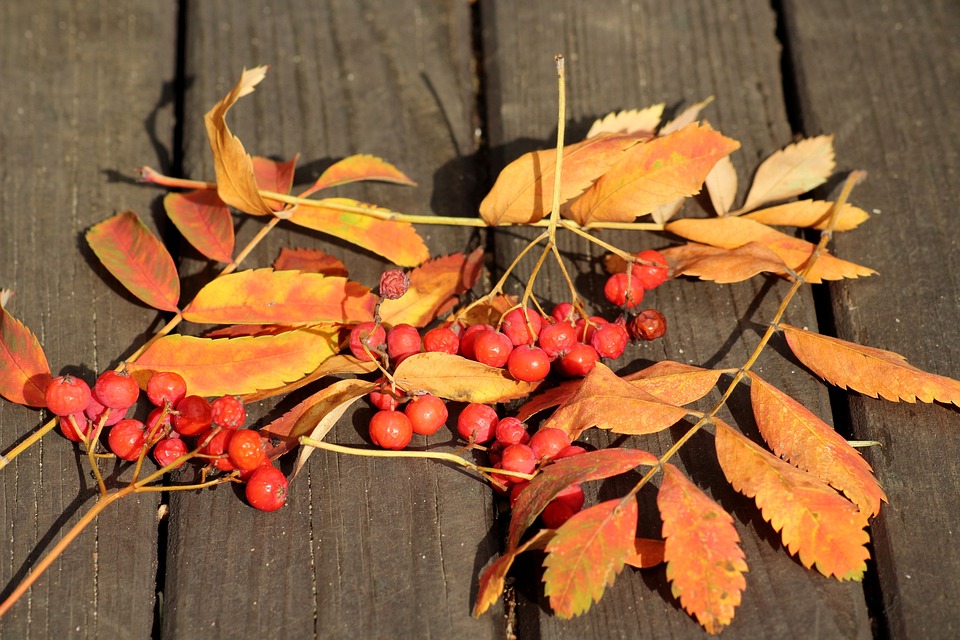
<box><xmin>590</xmin><ymin>322</ymin><xmax>629</xmax><ymax>359</ymax></box>
<box><xmin>211</xmin><ymin>395</ymin><xmax>246</xmax><ymax>429</ymax></box>
<box><xmin>537</xmin><ymin>321</ymin><xmax>577</xmax><ymax>358</ymax></box>
<box><xmin>228</xmin><ymin>429</ymin><xmax>267</xmax><ymax>471</ymax></box>
<box><xmin>628</xmin><ymin>309</ymin><xmax>667</xmax><ymax>341</ymax></box>
<box><xmin>495</xmin><ymin>416</ymin><xmax>530</xmax><ymax>446</ymax></box>
<box><xmin>456</xmin><ymin>403</ymin><xmax>499</xmax><ymax>444</ymax></box>
<box><xmin>507</xmin><ymin>345</ymin><xmax>551</xmax><ymax>382</ymax></box>
<box><xmin>153</xmin><ymin>437</ymin><xmax>188</xmax><ymax>469</ymax></box>
<box><xmin>603</xmin><ymin>272</ymin><xmax>644</xmax><ymax>309</ymax></box>
<box><xmin>348</xmin><ymin>321</ymin><xmax>386</xmax><ymax>361</ymax></box>
<box><xmin>404</xmin><ymin>394</ymin><xmax>448</xmax><ymax>436</ymax></box>
<box><xmin>472</xmin><ymin>329</ymin><xmax>513</xmax><ymax>368</ymax></box>
<box><xmin>556</xmin><ymin>343</ymin><xmax>599</xmax><ymax>377</ymax></box>
<box><xmin>500</xmin><ymin>308</ymin><xmax>542</xmax><ymax>346</ymax></box>
<box><xmin>379</xmin><ymin>269</ymin><xmax>411</xmax><ymax>300</ymax></box>
<box><xmin>458</xmin><ymin>323</ymin><xmax>492</xmax><ymax>360</ymax></box>
<box><xmin>245</xmin><ymin>464</ymin><xmax>289</xmax><ymax>512</ymax></box>
<box><xmin>93</xmin><ymin>370</ymin><xmax>140</xmax><ymax>409</ymax></box>
<box><xmin>529</xmin><ymin>427</ymin><xmax>571</xmax><ymax>460</ymax></box>
<box><xmin>368</xmin><ymin>410</ymin><xmax>414</xmax><ymax>450</ymax></box>
<box><xmin>386</xmin><ymin>323</ymin><xmax>421</xmax><ymax>362</ymax></box>
<box><xmin>172</xmin><ymin>395</ymin><xmax>213</xmax><ymax>436</ymax></box>
<box><xmin>422</xmin><ymin>325</ymin><xmax>459</xmax><ymax>354</ymax></box>
<box><xmin>500</xmin><ymin>444</ymin><xmax>537</xmax><ymax>480</ymax></box>
<box><xmin>631</xmin><ymin>249</ymin><xmax>669</xmax><ymax>290</ymax></box>
<box><xmin>146</xmin><ymin>371</ymin><xmax>187</xmax><ymax>408</ymax></box>
<box><xmin>45</xmin><ymin>375</ymin><xmax>92</xmax><ymax>416</ymax></box>
<box><xmin>108</xmin><ymin>418</ymin><xmax>147</xmax><ymax>461</ymax></box>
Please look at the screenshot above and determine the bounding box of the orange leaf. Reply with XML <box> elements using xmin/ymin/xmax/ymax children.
<box><xmin>543</xmin><ymin>363</ymin><xmax>690</xmax><ymax>440</ymax></box>
<box><xmin>392</xmin><ymin>352</ymin><xmax>540</xmax><ymax>403</ymax></box>
<box><xmin>585</xmin><ymin>104</ymin><xmax>663</xmax><ymax>138</ymax></box>
<box><xmin>273</xmin><ymin>247</ymin><xmax>348</xmax><ymax>278</ymax></box>
<box><xmin>287</xmin><ymin>197</ymin><xmax>429</xmax><ymax>267</ymax></box>
<box><xmin>742</xmin><ymin>200</ymin><xmax>869</xmax><ymax>231</ymax></box>
<box><xmin>378</xmin><ymin>250</ymin><xmax>483</xmax><ymax>328</ymax></box>
<box><xmin>163</xmin><ymin>190</ymin><xmax>234</xmax><ymax>263</ymax></box>
<box><xmin>735</xmin><ymin>135</ymin><xmax>835</xmax><ymax>214</ymax></box>
<box><xmin>782</xmin><ymin>324</ymin><xmax>960</xmax><ymax>406</ymax></box>
<box><xmin>479</xmin><ymin>133</ymin><xmax>643</xmax><ymax>225</ymax></box>
<box><xmin>705</xmin><ymin>154</ymin><xmax>738</xmax><ymax>216</ymax></box>
<box><xmin>624</xmin><ymin>361</ymin><xmax>725</xmax><ymax>406</ymax></box>
<box><xmin>243</xmin><ymin>354</ymin><xmax>378</xmax><ymax>403</ymax></box>
<box><xmin>715</xmin><ymin>420</ymin><xmax>870</xmax><ymax>580</ymax></box>
<box><xmin>302</xmin><ymin>154</ymin><xmax>416</xmax><ymax>195</ymax></box>
<box><xmin>624</xmin><ymin>538</ymin><xmax>665</xmax><ymax>569</ymax></box>
<box><xmin>661</xmin><ymin>241</ymin><xmax>792</xmax><ymax>283</ymax></box>
<box><xmin>182</xmin><ymin>269</ymin><xmax>375</xmax><ymax>325</ymax></box>
<box><xmin>665</xmin><ymin>217</ymin><xmax>876</xmax><ymax>283</ymax></box>
<box><xmin>203</xmin><ymin>66</ymin><xmax>276</xmax><ymax>216</ymax></box>
<box><xmin>749</xmin><ymin>372</ymin><xmax>886</xmax><ymax>516</ymax></box>
<box><xmin>473</xmin><ymin>530</ymin><xmax>555</xmax><ymax>618</ymax></box>
<box><xmin>543</xmin><ymin>498</ymin><xmax>638</xmax><ymax>618</ymax></box>
<box><xmin>126</xmin><ymin>327</ymin><xmax>338</xmax><ymax>397</ymax></box>
<box><xmin>0</xmin><ymin>305</ymin><xmax>51</xmax><ymax>407</ymax></box>
<box><xmin>252</xmin><ymin>154</ymin><xmax>299</xmax><ymax>210</ymax></box>
<box><xmin>566</xmin><ymin>123</ymin><xmax>740</xmax><ymax>225</ymax></box>
<box><xmin>515</xmin><ymin>379</ymin><xmax>582</xmax><ymax>423</ymax></box>
<box><xmin>86</xmin><ymin>211</ymin><xmax>180</xmax><ymax>312</ymax></box>
<box><xmin>658</xmin><ymin>463</ymin><xmax>747</xmax><ymax>635</ymax></box>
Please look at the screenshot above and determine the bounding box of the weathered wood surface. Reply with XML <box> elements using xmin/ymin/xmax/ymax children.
<box><xmin>0</xmin><ymin>1</ymin><xmax>956</xmax><ymax>638</ymax></box>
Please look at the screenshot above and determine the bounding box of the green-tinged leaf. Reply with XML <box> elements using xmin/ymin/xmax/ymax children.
<box><xmin>543</xmin><ymin>498</ymin><xmax>638</xmax><ymax>618</ymax></box>
<box><xmin>126</xmin><ymin>327</ymin><xmax>338</xmax><ymax>397</ymax></box>
<box><xmin>86</xmin><ymin>211</ymin><xmax>180</xmax><ymax>312</ymax></box>
<box><xmin>182</xmin><ymin>268</ymin><xmax>376</xmax><ymax>325</ymax></box>
<box><xmin>302</xmin><ymin>154</ymin><xmax>417</xmax><ymax>196</ymax></box>
<box><xmin>473</xmin><ymin>530</ymin><xmax>555</xmax><ymax>618</ymax></box>
<box><xmin>393</xmin><ymin>352</ymin><xmax>540</xmax><ymax>403</ymax></box>
<box><xmin>163</xmin><ymin>190</ymin><xmax>234</xmax><ymax>263</ymax></box>
<box><xmin>0</xmin><ymin>306</ymin><xmax>51</xmax><ymax>407</ymax></box>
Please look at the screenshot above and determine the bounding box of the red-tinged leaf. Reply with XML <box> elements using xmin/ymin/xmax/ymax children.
<box><xmin>86</xmin><ymin>211</ymin><xmax>180</xmax><ymax>312</ymax></box>
<box><xmin>288</xmin><ymin>197</ymin><xmax>429</xmax><ymax>267</ymax></box>
<box><xmin>182</xmin><ymin>269</ymin><xmax>376</xmax><ymax>326</ymax></box>
<box><xmin>749</xmin><ymin>372</ymin><xmax>886</xmax><ymax>516</ymax></box>
<box><xmin>252</xmin><ymin>154</ymin><xmax>299</xmax><ymax>211</ymax></box>
<box><xmin>479</xmin><ymin>133</ymin><xmax>644</xmax><ymax>225</ymax></box>
<box><xmin>203</xmin><ymin>66</ymin><xmax>276</xmax><ymax>216</ymax></box>
<box><xmin>543</xmin><ymin>363</ymin><xmax>690</xmax><ymax>440</ymax></box>
<box><xmin>0</xmin><ymin>306</ymin><xmax>51</xmax><ymax>407</ymax></box>
<box><xmin>781</xmin><ymin>324</ymin><xmax>960</xmax><ymax>406</ymax></box>
<box><xmin>543</xmin><ymin>498</ymin><xmax>638</xmax><ymax>618</ymax></box>
<box><xmin>734</xmin><ymin>135</ymin><xmax>835</xmax><ymax>214</ymax></box>
<box><xmin>658</xmin><ymin>463</ymin><xmax>747</xmax><ymax>635</ymax></box>
<box><xmin>393</xmin><ymin>352</ymin><xmax>540</xmax><ymax>404</ymax></box>
<box><xmin>625</xmin><ymin>538</ymin><xmax>665</xmax><ymax>569</ymax></box>
<box><xmin>378</xmin><ymin>250</ymin><xmax>484</xmax><ymax>328</ymax></box>
<box><xmin>508</xmin><ymin>448</ymin><xmax>657</xmax><ymax>549</ymax></box>
<box><xmin>742</xmin><ymin>200</ymin><xmax>869</xmax><ymax>231</ymax></box>
<box><xmin>715</xmin><ymin>419</ymin><xmax>870</xmax><ymax>580</ymax></box>
<box><xmin>273</xmin><ymin>247</ymin><xmax>348</xmax><ymax>277</ymax></box>
<box><xmin>474</xmin><ymin>530</ymin><xmax>555</xmax><ymax>618</ymax></box>
<box><xmin>586</xmin><ymin>105</ymin><xmax>663</xmax><ymax>139</ymax></box>
<box><xmin>302</xmin><ymin>154</ymin><xmax>417</xmax><ymax>196</ymax></box>
<box><xmin>662</xmin><ymin>241</ymin><xmax>792</xmax><ymax>283</ymax></box>
<box><xmin>665</xmin><ymin>217</ymin><xmax>876</xmax><ymax>283</ymax></box>
<box><xmin>126</xmin><ymin>327</ymin><xmax>338</xmax><ymax>397</ymax></box>
<box><xmin>515</xmin><ymin>379</ymin><xmax>582</xmax><ymax>423</ymax></box>
<box><xmin>624</xmin><ymin>361</ymin><xmax>725</xmax><ymax>406</ymax></box>
<box><xmin>244</xmin><ymin>354</ymin><xmax>378</xmax><ymax>403</ymax></box>
<box><xmin>566</xmin><ymin>123</ymin><xmax>740</xmax><ymax>225</ymax></box>
<box><xmin>163</xmin><ymin>190</ymin><xmax>234</xmax><ymax>263</ymax></box>
<box><xmin>658</xmin><ymin>97</ymin><xmax>714</xmax><ymax>135</ymax></box>
<box><xmin>203</xmin><ymin>324</ymin><xmax>295</xmax><ymax>339</ymax></box>
<box><xmin>705</xmin><ymin>154</ymin><xmax>738</xmax><ymax>216</ymax></box>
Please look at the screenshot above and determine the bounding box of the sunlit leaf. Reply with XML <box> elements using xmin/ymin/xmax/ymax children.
<box><xmin>658</xmin><ymin>97</ymin><xmax>714</xmax><ymax>135</ymax></box>
<box><xmin>735</xmin><ymin>135</ymin><xmax>835</xmax><ymax>214</ymax></box>
<box><xmin>586</xmin><ymin>104</ymin><xmax>664</xmax><ymax>138</ymax></box>
<box><xmin>473</xmin><ymin>530</ymin><xmax>555</xmax><ymax>618</ymax></box>
<box><xmin>393</xmin><ymin>352</ymin><xmax>540</xmax><ymax>403</ymax></box>
<box><xmin>705</xmin><ymin>154</ymin><xmax>738</xmax><ymax>216</ymax></box>
<box><xmin>243</xmin><ymin>354</ymin><xmax>378</xmax><ymax>403</ymax></box>
<box><xmin>0</xmin><ymin>306</ymin><xmax>51</xmax><ymax>407</ymax></box>
<box><xmin>273</xmin><ymin>247</ymin><xmax>348</xmax><ymax>277</ymax></box>
<box><xmin>252</xmin><ymin>154</ymin><xmax>299</xmax><ymax>210</ymax></box>
<box><xmin>302</xmin><ymin>154</ymin><xmax>417</xmax><ymax>196</ymax></box>
<box><xmin>624</xmin><ymin>538</ymin><xmax>665</xmax><ymax>569</ymax></box>
<box><xmin>662</xmin><ymin>241</ymin><xmax>792</xmax><ymax>283</ymax></box>
<box><xmin>378</xmin><ymin>250</ymin><xmax>483</xmax><ymax>328</ymax></box>
<box><xmin>624</xmin><ymin>361</ymin><xmax>725</xmax><ymax>406</ymax></box>
<box><xmin>163</xmin><ymin>190</ymin><xmax>234</xmax><ymax>263</ymax></box>
<box><xmin>742</xmin><ymin>200</ymin><xmax>869</xmax><ymax>231</ymax></box>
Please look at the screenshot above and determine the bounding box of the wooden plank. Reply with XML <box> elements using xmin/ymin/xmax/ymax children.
<box><xmin>0</xmin><ymin>1</ymin><xmax>177</xmax><ymax>637</ymax></box>
<box><xmin>781</xmin><ymin>1</ymin><xmax>960</xmax><ymax>637</ymax></box>
<box><xmin>161</xmin><ymin>2</ymin><xmax>501</xmax><ymax>638</ymax></box>
<box><xmin>480</xmin><ymin>0</ymin><xmax>873</xmax><ymax>637</ymax></box>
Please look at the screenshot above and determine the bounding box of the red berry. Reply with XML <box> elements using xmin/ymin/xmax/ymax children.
<box><xmin>245</xmin><ymin>464</ymin><xmax>289</xmax><ymax>512</ymax></box>
<box><xmin>541</xmin><ymin>499</ymin><xmax>578</xmax><ymax>529</ymax></box>
<box><xmin>500</xmin><ymin>444</ymin><xmax>537</xmax><ymax>479</ymax></box>
<box><xmin>386</xmin><ymin>323</ymin><xmax>421</xmax><ymax>362</ymax></box>
<box><xmin>348</xmin><ymin>321</ymin><xmax>386</xmax><ymax>361</ymax></box>
<box><xmin>404</xmin><ymin>394</ymin><xmax>448</xmax><ymax>436</ymax></box>
<box><xmin>369</xmin><ymin>378</ymin><xmax>404</xmax><ymax>411</ymax></box>
<box><xmin>172</xmin><ymin>395</ymin><xmax>213</xmax><ymax>436</ymax></box>
<box><xmin>495</xmin><ymin>416</ymin><xmax>530</xmax><ymax>446</ymax></box>
<box><xmin>554</xmin><ymin>445</ymin><xmax>588</xmax><ymax>460</ymax></box>
<box><xmin>200</xmin><ymin>428</ymin><xmax>237</xmax><ymax>471</ymax></box>
<box><xmin>556</xmin><ymin>343</ymin><xmax>599</xmax><ymax>377</ymax></box>
<box><xmin>59</xmin><ymin>413</ymin><xmax>91</xmax><ymax>442</ymax></box>
<box><xmin>529</xmin><ymin>427</ymin><xmax>571</xmax><ymax>460</ymax></box>
<box><xmin>628</xmin><ymin>309</ymin><xmax>667</xmax><ymax>341</ymax></box>
<box><xmin>456</xmin><ymin>403</ymin><xmax>499</xmax><ymax>444</ymax></box>
<box><xmin>603</xmin><ymin>272</ymin><xmax>644</xmax><ymax>309</ymax></box>
<box><xmin>153</xmin><ymin>438</ymin><xmax>188</xmax><ymax>469</ymax></box>
<box><xmin>228</xmin><ymin>429</ymin><xmax>267</xmax><ymax>471</ymax></box>
<box><xmin>555</xmin><ymin>484</ymin><xmax>586</xmax><ymax>511</ymax></box>
<box><xmin>458</xmin><ymin>323</ymin><xmax>492</xmax><ymax>360</ymax></box>
<box><xmin>472</xmin><ymin>329</ymin><xmax>513</xmax><ymax>367</ymax></box>
<box><xmin>108</xmin><ymin>418</ymin><xmax>147</xmax><ymax>461</ymax></box>
<box><xmin>500</xmin><ymin>308</ymin><xmax>542</xmax><ymax>346</ymax></box>
<box><xmin>550</xmin><ymin>302</ymin><xmax>580</xmax><ymax>324</ymax></box>
<box><xmin>507</xmin><ymin>345</ymin><xmax>551</xmax><ymax>382</ymax></box>
<box><xmin>84</xmin><ymin>396</ymin><xmax>129</xmax><ymax>427</ymax></box>
<box><xmin>422</xmin><ymin>326</ymin><xmax>460</xmax><ymax>354</ymax></box>
<box><xmin>93</xmin><ymin>370</ymin><xmax>140</xmax><ymax>409</ymax></box>
<box><xmin>145</xmin><ymin>407</ymin><xmax>172</xmax><ymax>443</ymax></box>
<box><xmin>146</xmin><ymin>371</ymin><xmax>187</xmax><ymax>408</ymax></box>
<box><xmin>574</xmin><ymin>316</ymin><xmax>608</xmax><ymax>344</ymax></box>
<box><xmin>45</xmin><ymin>375</ymin><xmax>92</xmax><ymax>416</ymax></box>
<box><xmin>379</xmin><ymin>269</ymin><xmax>411</xmax><ymax>300</ymax></box>
<box><xmin>509</xmin><ymin>480</ymin><xmax>531</xmax><ymax>508</ymax></box>
<box><xmin>537</xmin><ymin>321</ymin><xmax>577</xmax><ymax>358</ymax></box>
<box><xmin>630</xmin><ymin>249</ymin><xmax>669</xmax><ymax>290</ymax></box>
<box><xmin>368</xmin><ymin>410</ymin><xmax>414</xmax><ymax>450</ymax></box>
<box><xmin>591</xmin><ymin>322</ymin><xmax>629</xmax><ymax>359</ymax></box>
<box><xmin>211</xmin><ymin>395</ymin><xmax>246</xmax><ymax>429</ymax></box>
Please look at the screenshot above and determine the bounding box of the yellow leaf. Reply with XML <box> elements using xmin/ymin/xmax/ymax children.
<box><xmin>742</xmin><ymin>200</ymin><xmax>870</xmax><ymax>230</ymax></box>
<box><xmin>393</xmin><ymin>352</ymin><xmax>540</xmax><ymax>403</ymax></box>
<box><xmin>586</xmin><ymin>104</ymin><xmax>664</xmax><ymax>138</ymax></box>
<box><xmin>735</xmin><ymin>135</ymin><xmax>835</xmax><ymax>214</ymax></box>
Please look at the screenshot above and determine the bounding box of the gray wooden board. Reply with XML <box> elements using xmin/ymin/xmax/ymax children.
<box><xmin>783</xmin><ymin>0</ymin><xmax>960</xmax><ymax>637</ymax></box>
<box><xmin>0</xmin><ymin>1</ymin><xmax>177</xmax><ymax>637</ymax></box>
<box><xmin>480</xmin><ymin>0</ymin><xmax>873</xmax><ymax>637</ymax></box>
<box><xmin>161</xmin><ymin>2</ymin><xmax>501</xmax><ymax>639</ymax></box>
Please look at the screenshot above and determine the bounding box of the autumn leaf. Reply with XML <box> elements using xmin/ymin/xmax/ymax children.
<box><xmin>658</xmin><ymin>97</ymin><xmax>715</xmax><ymax>135</ymax></box>
<box><xmin>203</xmin><ymin>66</ymin><xmax>276</xmax><ymax>216</ymax></box>
<box><xmin>586</xmin><ymin>104</ymin><xmax>664</xmax><ymax>138</ymax></box>
<box><xmin>287</xmin><ymin>197</ymin><xmax>429</xmax><ymax>267</ymax></box>
<box><xmin>453</xmin><ymin>294</ymin><xmax>518</xmax><ymax>327</ymax></box>
<box><xmin>567</xmin><ymin>123</ymin><xmax>739</xmax><ymax>225</ymax></box>
<box><xmin>543</xmin><ymin>497</ymin><xmax>638</xmax><ymax>618</ymax></box>
<box><xmin>508</xmin><ymin>448</ymin><xmax>657</xmax><ymax>549</ymax></box>
<box><xmin>479</xmin><ymin>133</ymin><xmax>643</xmax><ymax>225</ymax></box>
<box><xmin>182</xmin><ymin>268</ymin><xmax>375</xmax><ymax>326</ymax></box>
<box><xmin>473</xmin><ymin>530</ymin><xmax>555</xmax><ymax>618</ymax></box>
<box><xmin>749</xmin><ymin>372</ymin><xmax>886</xmax><ymax>516</ymax></box>
<box><xmin>781</xmin><ymin>324</ymin><xmax>960</xmax><ymax>406</ymax></box>
<box><xmin>243</xmin><ymin>354</ymin><xmax>378</xmax><ymax>403</ymax></box>
<box><xmin>742</xmin><ymin>200</ymin><xmax>869</xmax><ymax>231</ymax></box>
<box><xmin>734</xmin><ymin>135</ymin><xmax>835</xmax><ymax>214</ymax></box>
<box><xmin>543</xmin><ymin>363</ymin><xmax>690</xmax><ymax>440</ymax></box>
<box><xmin>301</xmin><ymin>154</ymin><xmax>417</xmax><ymax>196</ymax></box>
<box><xmin>515</xmin><ymin>379</ymin><xmax>582</xmax><ymax>422</ymax></box>
<box><xmin>252</xmin><ymin>154</ymin><xmax>299</xmax><ymax>210</ymax></box>
<box><xmin>661</xmin><ymin>242</ymin><xmax>792</xmax><ymax>283</ymax></box>
<box><xmin>705</xmin><ymin>154</ymin><xmax>738</xmax><ymax>216</ymax></box>
<box><xmin>126</xmin><ymin>327</ymin><xmax>338</xmax><ymax>397</ymax></box>
<box><xmin>163</xmin><ymin>190</ymin><xmax>234</xmax><ymax>263</ymax></box>
<box><xmin>273</xmin><ymin>247</ymin><xmax>348</xmax><ymax>278</ymax></box>
<box><xmin>665</xmin><ymin>217</ymin><xmax>876</xmax><ymax>283</ymax></box>
<box><xmin>393</xmin><ymin>352</ymin><xmax>540</xmax><ymax>404</ymax></box>
<box><xmin>625</xmin><ymin>361</ymin><xmax>726</xmax><ymax>406</ymax></box>
<box><xmin>715</xmin><ymin>420</ymin><xmax>870</xmax><ymax>580</ymax></box>
<box><xmin>378</xmin><ymin>250</ymin><xmax>483</xmax><ymax>328</ymax></box>
<box><xmin>86</xmin><ymin>211</ymin><xmax>181</xmax><ymax>312</ymax></box>
<box><xmin>658</xmin><ymin>463</ymin><xmax>747</xmax><ymax>635</ymax></box>
<box><xmin>624</xmin><ymin>538</ymin><xmax>665</xmax><ymax>569</ymax></box>
<box><xmin>0</xmin><ymin>305</ymin><xmax>51</xmax><ymax>407</ymax></box>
